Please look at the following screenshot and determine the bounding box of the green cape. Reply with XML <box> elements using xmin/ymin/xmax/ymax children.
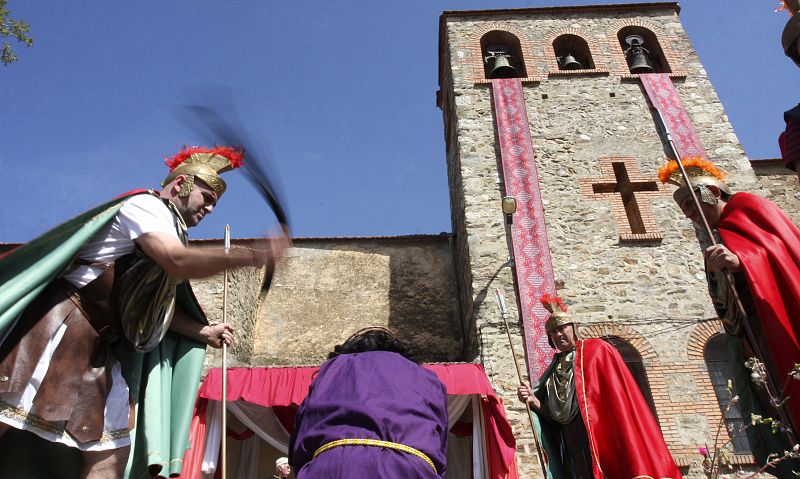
<box><xmin>0</xmin><ymin>192</ymin><xmax>207</xmax><ymax>478</ymax></box>
<box><xmin>530</xmin><ymin>354</ymin><xmax>567</xmax><ymax>479</ymax></box>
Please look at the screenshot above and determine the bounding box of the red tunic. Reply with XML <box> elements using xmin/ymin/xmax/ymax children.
<box><xmin>574</xmin><ymin>339</ymin><xmax>682</xmax><ymax>479</ymax></box>
<box><xmin>718</xmin><ymin>192</ymin><xmax>800</xmax><ymax>431</ymax></box>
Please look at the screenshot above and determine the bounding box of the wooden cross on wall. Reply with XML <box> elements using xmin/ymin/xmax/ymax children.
<box><xmin>579</xmin><ymin>157</ymin><xmax>667</xmax><ymax>242</ymax></box>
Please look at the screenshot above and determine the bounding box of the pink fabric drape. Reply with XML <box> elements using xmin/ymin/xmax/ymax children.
<box><xmin>639</xmin><ymin>73</ymin><xmax>707</xmax><ymax>160</ymax></box>
<box><xmin>199</xmin><ymin>366</ymin><xmax>318</xmax><ymax>407</ymax></box>
<box><xmin>491</xmin><ymin>78</ymin><xmax>557</xmax><ymax>377</ymax></box>
<box><xmin>482</xmin><ymin>396</ymin><xmax>519</xmax><ymax>479</ymax></box>
<box><xmin>180</xmin><ymin>398</ymin><xmax>209</xmax><ymax>479</ymax></box>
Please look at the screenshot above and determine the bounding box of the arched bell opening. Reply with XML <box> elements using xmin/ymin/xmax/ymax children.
<box><xmin>480</xmin><ymin>30</ymin><xmax>527</xmax><ymax>79</ymax></box>
<box><xmin>617</xmin><ymin>26</ymin><xmax>671</xmax><ymax>74</ymax></box>
<box><xmin>553</xmin><ymin>34</ymin><xmax>595</xmax><ymax>71</ymax></box>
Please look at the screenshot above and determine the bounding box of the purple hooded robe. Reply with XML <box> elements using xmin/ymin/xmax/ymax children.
<box><xmin>289</xmin><ymin>351</ymin><xmax>448</xmax><ymax>478</ymax></box>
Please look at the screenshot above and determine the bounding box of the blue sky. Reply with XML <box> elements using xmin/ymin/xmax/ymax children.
<box><xmin>1</xmin><ymin>1</ymin><xmax>795</xmax><ymax>243</ymax></box>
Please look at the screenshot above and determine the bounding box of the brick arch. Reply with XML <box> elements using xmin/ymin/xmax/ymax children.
<box><xmin>606</xmin><ymin>19</ymin><xmax>685</xmax><ymax>77</ymax></box>
<box><xmin>544</xmin><ymin>27</ymin><xmax>594</xmax><ymax>47</ymax></box>
<box><xmin>608</xmin><ymin>18</ymin><xmax>665</xmax><ymax>37</ymax></box>
<box><xmin>578</xmin><ymin>322</ymin><xmax>657</xmax><ymax>360</ymax></box>
<box><xmin>543</xmin><ymin>27</ymin><xmax>609</xmax><ymax>73</ymax></box>
<box><xmin>465</xmin><ymin>23</ymin><xmax>541</xmax><ymax>83</ymax></box>
<box><xmin>687</xmin><ymin>319</ymin><xmax>724</xmax><ymax>360</ymax></box>
<box><xmin>471</xmin><ymin>22</ymin><xmax>530</xmax><ymax>43</ymax></box>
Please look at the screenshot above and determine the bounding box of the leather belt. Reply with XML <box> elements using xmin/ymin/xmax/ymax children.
<box><xmin>55</xmin><ymin>278</ymin><xmax>122</xmax><ymax>347</ymax></box>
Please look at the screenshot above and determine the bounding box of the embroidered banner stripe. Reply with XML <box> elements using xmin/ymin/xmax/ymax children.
<box><xmin>639</xmin><ymin>73</ymin><xmax>708</xmax><ymax>159</ymax></box>
<box><xmin>491</xmin><ymin>78</ymin><xmax>556</xmax><ymax>377</ymax></box>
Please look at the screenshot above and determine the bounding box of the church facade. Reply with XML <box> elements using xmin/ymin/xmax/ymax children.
<box><xmin>187</xmin><ymin>2</ymin><xmax>800</xmax><ymax>478</ymax></box>
<box><xmin>437</xmin><ymin>2</ymin><xmax>798</xmax><ymax>476</ymax></box>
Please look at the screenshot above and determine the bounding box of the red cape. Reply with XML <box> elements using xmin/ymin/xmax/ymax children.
<box><xmin>575</xmin><ymin>339</ymin><xmax>682</xmax><ymax>479</ymax></box>
<box><xmin>718</xmin><ymin>192</ymin><xmax>800</xmax><ymax>431</ymax></box>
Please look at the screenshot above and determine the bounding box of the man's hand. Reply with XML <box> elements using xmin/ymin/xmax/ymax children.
<box><xmin>201</xmin><ymin>323</ymin><xmax>235</xmax><ymax>349</ymax></box>
<box><xmin>517</xmin><ymin>384</ymin><xmax>541</xmax><ymax>410</ymax></box>
<box><xmin>704</xmin><ymin>244</ymin><xmax>741</xmax><ymax>272</ymax></box>
<box><xmin>247</xmin><ymin>226</ymin><xmax>292</xmax><ymax>268</ymax></box>
<box><xmin>169</xmin><ymin>308</ymin><xmax>234</xmax><ymax>348</ymax></box>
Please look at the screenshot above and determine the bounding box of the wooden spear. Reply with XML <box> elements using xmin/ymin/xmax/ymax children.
<box><xmin>221</xmin><ymin>224</ymin><xmax>230</xmax><ymax>479</ymax></box>
<box><xmin>496</xmin><ymin>287</ymin><xmax>549</xmax><ymax>478</ymax></box>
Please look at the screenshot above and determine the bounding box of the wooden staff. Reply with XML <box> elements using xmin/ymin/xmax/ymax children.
<box><xmin>221</xmin><ymin>224</ymin><xmax>230</xmax><ymax>479</ymax></box>
<box><xmin>653</xmin><ymin>110</ymin><xmax>798</xmax><ymax>444</ymax></box>
<box><xmin>496</xmin><ymin>288</ymin><xmax>549</xmax><ymax>478</ymax></box>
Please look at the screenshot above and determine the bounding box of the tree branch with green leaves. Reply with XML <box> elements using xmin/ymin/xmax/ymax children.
<box><xmin>0</xmin><ymin>0</ymin><xmax>32</xmax><ymax>66</ymax></box>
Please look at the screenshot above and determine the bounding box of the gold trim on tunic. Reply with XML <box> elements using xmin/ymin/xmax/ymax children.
<box><xmin>0</xmin><ymin>399</ymin><xmax>129</xmax><ymax>443</ymax></box>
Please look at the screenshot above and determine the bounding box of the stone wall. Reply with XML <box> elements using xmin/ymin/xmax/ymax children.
<box><xmin>193</xmin><ymin>235</ymin><xmax>463</xmax><ymax>370</ymax></box>
<box><xmin>190</xmin><ymin>238</ymin><xmax>266</xmax><ymax>370</ymax></box>
<box><xmin>751</xmin><ymin>159</ymin><xmax>800</xmax><ymax>226</ymax></box>
<box><xmin>441</xmin><ymin>4</ymin><xmax>764</xmax><ymax>477</ymax></box>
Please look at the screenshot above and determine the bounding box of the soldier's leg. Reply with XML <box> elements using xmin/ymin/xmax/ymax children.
<box><xmin>80</xmin><ymin>445</ymin><xmax>130</xmax><ymax>479</ymax></box>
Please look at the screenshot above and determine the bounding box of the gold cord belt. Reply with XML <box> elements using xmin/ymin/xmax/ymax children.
<box><xmin>312</xmin><ymin>438</ymin><xmax>437</xmax><ymax>474</ymax></box>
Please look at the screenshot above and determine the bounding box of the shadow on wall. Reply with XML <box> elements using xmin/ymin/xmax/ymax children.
<box><xmin>386</xmin><ymin>236</ymin><xmax>464</xmax><ymax>363</ymax></box>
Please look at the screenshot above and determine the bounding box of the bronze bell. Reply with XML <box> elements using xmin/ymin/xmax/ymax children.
<box><xmin>559</xmin><ymin>53</ymin><xmax>582</xmax><ymax>70</ymax></box>
<box><xmin>624</xmin><ymin>35</ymin><xmax>655</xmax><ymax>74</ymax></box>
<box><xmin>628</xmin><ymin>50</ymin><xmax>654</xmax><ymax>73</ymax></box>
<box><xmin>487</xmin><ymin>53</ymin><xmax>518</xmax><ymax>79</ymax></box>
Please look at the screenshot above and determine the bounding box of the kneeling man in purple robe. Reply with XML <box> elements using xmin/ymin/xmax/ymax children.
<box><xmin>289</xmin><ymin>327</ymin><xmax>448</xmax><ymax>478</ymax></box>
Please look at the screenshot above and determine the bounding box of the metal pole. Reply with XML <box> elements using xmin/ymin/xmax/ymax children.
<box><xmin>221</xmin><ymin>224</ymin><xmax>230</xmax><ymax>479</ymax></box>
<box><xmin>496</xmin><ymin>288</ymin><xmax>549</xmax><ymax>478</ymax></box>
<box><xmin>653</xmin><ymin>110</ymin><xmax>798</xmax><ymax>443</ymax></box>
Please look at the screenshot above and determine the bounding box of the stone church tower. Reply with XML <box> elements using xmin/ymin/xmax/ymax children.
<box><xmin>437</xmin><ymin>2</ymin><xmax>793</xmax><ymax>477</ymax></box>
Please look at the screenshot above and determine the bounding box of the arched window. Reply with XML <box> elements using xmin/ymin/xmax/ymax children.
<box><xmin>617</xmin><ymin>26</ymin><xmax>671</xmax><ymax>74</ymax></box>
<box><xmin>480</xmin><ymin>30</ymin><xmax>527</xmax><ymax>79</ymax></box>
<box><xmin>601</xmin><ymin>336</ymin><xmax>659</xmax><ymax>421</ymax></box>
<box><xmin>705</xmin><ymin>334</ymin><xmax>751</xmax><ymax>453</ymax></box>
<box><xmin>552</xmin><ymin>34</ymin><xmax>594</xmax><ymax>70</ymax></box>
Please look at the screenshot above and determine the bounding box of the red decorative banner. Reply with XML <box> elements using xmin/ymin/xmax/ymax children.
<box><xmin>491</xmin><ymin>78</ymin><xmax>556</xmax><ymax>377</ymax></box>
<box><xmin>640</xmin><ymin>73</ymin><xmax>708</xmax><ymax>159</ymax></box>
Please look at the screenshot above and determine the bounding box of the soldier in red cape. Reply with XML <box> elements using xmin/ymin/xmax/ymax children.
<box><xmin>660</xmin><ymin>158</ymin><xmax>800</xmax><ymax>476</ymax></box>
<box><xmin>518</xmin><ymin>295</ymin><xmax>682</xmax><ymax>479</ymax></box>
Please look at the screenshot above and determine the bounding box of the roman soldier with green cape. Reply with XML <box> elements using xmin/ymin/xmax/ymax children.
<box><xmin>0</xmin><ymin>146</ymin><xmax>288</xmax><ymax>478</ymax></box>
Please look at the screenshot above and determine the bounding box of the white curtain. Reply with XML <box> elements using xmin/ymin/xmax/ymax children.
<box><xmin>237</xmin><ymin>435</ymin><xmax>260</xmax><ymax>479</ymax></box>
<box><xmin>228</xmin><ymin>400</ymin><xmax>291</xmax><ymax>453</ymax></box>
<box><xmin>445</xmin><ymin>394</ymin><xmax>485</xmax><ymax>479</ymax></box>
<box><xmin>447</xmin><ymin>395</ymin><xmax>471</xmax><ymax>427</ymax></box>
<box><xmin>472</xmin><ymin>396</ymin><xmax>488</xmax><ymax>479</ymax></box>
<box><xmin>447</xmin><ymin>433</ymin><xmax>474</xmax><ymax>479</ymax></box>
<box><xmin>201</xmin><ymin>399</ymin><xmax>292</xmax><ymax>476</ymax></box>
<box><xmin>202</xmin><ymin>401</ymin><xmax>222</xmax><ymax>474</ymax></box>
